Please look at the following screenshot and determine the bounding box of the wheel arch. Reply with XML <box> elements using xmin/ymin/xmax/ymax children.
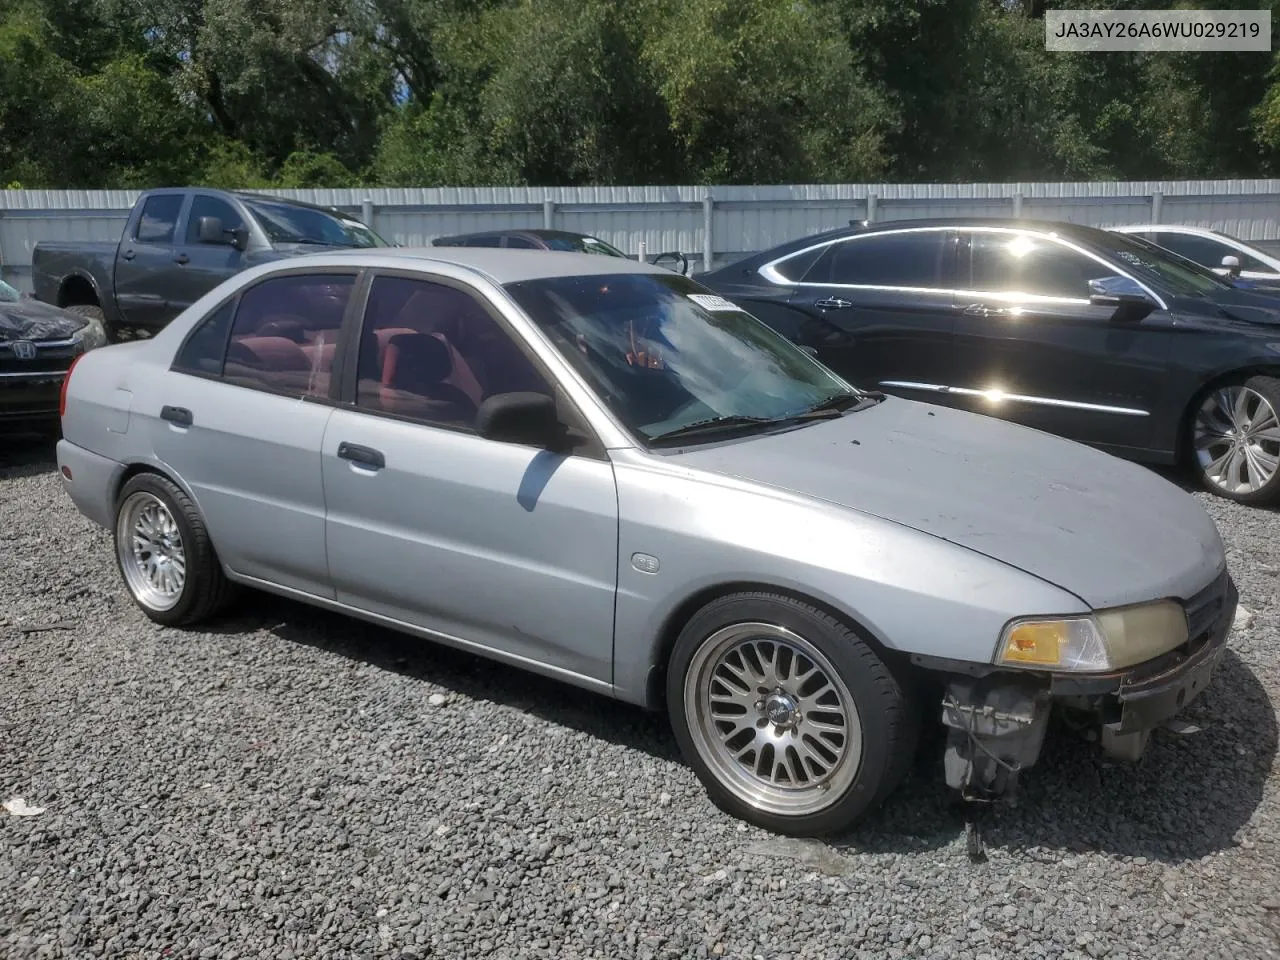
<box><xmin>1174</xmin><ymin>363</ymin><xmax>1280</xmax><ymax>465</ymax></box>
<box><xmin>57</xmin><ymin>272</ymin><xmax>103</xmax><ymax>309</ymax></box>
<box><xmin>642</xmin><ymin>579</ymin><xmax>910</xmax><ymax>712</ymax></box>
<box><xmin>112</xmin><ymin>459</ymin><xmax>203</xmax><ymax>516</ymax></box>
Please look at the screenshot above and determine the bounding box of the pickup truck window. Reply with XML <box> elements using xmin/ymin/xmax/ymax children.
<box><xmin>241</xmin><ymin>199</ymin><xmax>386</xmax><ymax>248</ymax></box>
<box><xmin>186</xmin><ymin>196</ymin><xmax>245</xmax><ymax>244</ymax></box>
<box><xmin>135</xmin><ymin>195</ymin><xmax>184</xmax><ymax>245</ymax></box>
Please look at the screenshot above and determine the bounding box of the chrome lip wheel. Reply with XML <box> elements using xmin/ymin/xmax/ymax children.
<box><xmin>1194</xmin><ymin>386</ymin><xmax>1280</xmax><ymax>494</ymax></box>
<box><xmin>685</xmin><ymin>622</ymin><xmax>862</xmax><ymax>817</ymax></box>
<box><xmin>116</xmin><ymin>492</ymin><xmax>186</xmax><ymax>611</ymax></box>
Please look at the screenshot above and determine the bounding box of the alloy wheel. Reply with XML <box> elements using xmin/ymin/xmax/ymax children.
<box><xmin>1193</xmin><ymin>385</ymin><xmax>1280</xmax><ymax>495</ymax></box>
<box><xmin>683</xmin><ymin>622</ymin><xmax>863</xmax><ymax>817</ymax></box>
<box><xmin>116</xmin><ymin>492</ymin><xmax>187</xmax><ymax>611</ymax></box>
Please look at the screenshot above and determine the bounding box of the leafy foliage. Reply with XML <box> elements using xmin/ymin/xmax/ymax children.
<box><xmin>1</xmin><ymin>0</ymin><xmax>1278</xmax><ymax>188</ymax></box>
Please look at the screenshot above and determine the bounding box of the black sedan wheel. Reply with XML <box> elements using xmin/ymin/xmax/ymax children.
<box><xmin>1191</xmin><ymin>375</ymin><xmax>1280</xmax><ymax>505</ymax></box>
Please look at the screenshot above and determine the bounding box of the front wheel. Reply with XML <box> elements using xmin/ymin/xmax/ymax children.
<box><xmin>1189</xmin><ymin>375</ymin><xmax>1280</xmax><ymax>505</ymax></box>
<box><xmin>666</xmin><ymin>592</ymin><xmax>918</xmax><ymax>836</ymax></box>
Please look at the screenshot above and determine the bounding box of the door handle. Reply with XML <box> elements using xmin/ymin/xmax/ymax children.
<box><xmin>814</xmin><ymin>297</ymin><xmax>853</xmax><ymax>310</ymax></box>
<box><xmin>174</xmin><ymin>253</ymin><xmax>190</xmax><ymax>265</ymax></box>
<box><xmin>337</xmin><ymin>442</ymin><xmax>385</xmax><ymax>470</ymax></box>
<box><xmin>160</xmin><ymin>405</ymin><xmax>193</xmax><ymax>427</ymax></box>
<box><xmin>960</xmin><ymin>303</ymin><xmax>1010</xmax><ymax>317</ymax></box>
<box><xmin>121</xmin><ymin>249</ymin><xmax>136</xmax><ymax>261</ymax></box>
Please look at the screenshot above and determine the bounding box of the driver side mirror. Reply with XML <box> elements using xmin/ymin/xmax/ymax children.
<box><xmin>476</xmin><ymin>392</ymin><xmax>568</xmax><ymax>449</ymax></box>
<box><xmin>196</xmin><ymin>216</ymin><xmax>248</xmax><ymax>252</ymax></box>
<box><xmin>1088</xmin><ymin>276</ymin><xmax>1157</xmax><ymax>323</ymax></box>
<box><xmin>1221</xmin><ymin>254</ymin><xmax>1242</xmax><ymax>278</ymax></box>
<box><xmin>1089</xmin><ymin>291</ymin><xmax>1156</xmax><ymax>323</ymax></box>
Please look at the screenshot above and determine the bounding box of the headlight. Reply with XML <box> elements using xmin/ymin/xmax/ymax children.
<box><xmin>996</xmin><ymin>600</ymin><xmax>1189</xmax><ymax>673</ymax></box>
<box><xmin>70</xmin><ymin>315</ymin><xmax>109</xmax><ymax>352</ymax></box>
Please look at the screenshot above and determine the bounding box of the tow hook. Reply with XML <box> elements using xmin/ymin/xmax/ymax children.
<box><xmin>940</xmin><ymin>677</ymin><xmax>1053</xmax><ymax>862</ymax></box>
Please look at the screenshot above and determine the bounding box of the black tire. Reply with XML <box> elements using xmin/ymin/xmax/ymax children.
<box><xmin>1187</xmin><ymin>374</ymin><xmax>1280</xmax><ymax>506</ymax></box>
<box><xmin>63</xmin><ymin>303</ymin><xmax>123</xmax><ymax>343</ymax></box>
<box><xmin>113</xmin><ymin>473</ymin><xmax>237</xmax><ymax>626</ymax></box>
<box><xmin>666</xmin><ymin>591</ymin><xmax>919</xmax><ymax>836</ymax></box>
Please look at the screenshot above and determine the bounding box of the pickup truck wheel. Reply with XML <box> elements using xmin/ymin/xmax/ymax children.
<box><xmin>1190</xmin><ymin>375</ymin><xmax>1280</xmax><ymax>505</ymax></box>
<box><xmin>113</xmin><ymin>473</ymin><xmax>237</xmax><ymax>626</ymax></box>
<box><xmin>64</xmin><ymin>304</ymin><xmax>121</xmax><ymax>343</ymax></box>
<box><xmin>667</xmin><ymin>592</ymin><xmax>918</xmax><ymax>836</ymax></box>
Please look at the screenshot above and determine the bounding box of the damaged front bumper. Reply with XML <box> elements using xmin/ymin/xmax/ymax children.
<box><xmin>915</xmin><ymin>571</ymin><xmax>1237</xmax><ymax>804</ymax></box>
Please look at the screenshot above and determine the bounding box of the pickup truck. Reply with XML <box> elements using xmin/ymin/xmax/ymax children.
<box><xmin>32</xmin><ymin>188</ymin><xmax>389</xmax><ymax>341</ymax></box>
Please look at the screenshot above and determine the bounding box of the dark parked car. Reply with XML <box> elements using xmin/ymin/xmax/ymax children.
<box><xmin>1</xmin><ymin>276</ymin><xmax>108</xmax><ymax>431</ymax></box>
<box><xmin>700</xmin><ymin>217</ymin><xmax>1280</xmax><ymax>505</ymax></box>
<box><xmin>431</xmin><ymin>228</ymin><xmax>689</xmax><ymax>274</ymax></box>
<box><xmin>32</xmin><ymin>188</ymin><xmax>389</xmax><ymax>342</ymax></box>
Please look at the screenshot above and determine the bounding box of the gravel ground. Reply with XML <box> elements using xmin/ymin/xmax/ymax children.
<box><xmin>2</xmin><ymin>435</ymin><xmax>1278</xmax><ymax>960</ymax></box>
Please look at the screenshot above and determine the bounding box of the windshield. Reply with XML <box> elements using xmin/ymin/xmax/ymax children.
<box><xmin>242</xmin><ymin>199</ymin><xmax>388</xmax><ymax>248</ymax></box>
<box><xmin>1091</xmin><ymin>230</ymin><xmax>1233</xmax><ymax>297</ymax></box>
<box><xmin>541</xmin><ymin>234</ymin><xmax>629</xmax><ymax>258</ymax></box>
<box><xmin>0</xmin><ymin>279</ymin><xmax>20</xmax><ymax>302</ymax></box>
<box><xmin>504</xmin><ymin>273</ymin><xmax>859</xmax><ymax>444</ymax></box>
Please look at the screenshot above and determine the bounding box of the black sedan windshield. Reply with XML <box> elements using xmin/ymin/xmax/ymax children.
<box><xmin>1091</xmin><ymin>230</ymin><xmax>1233</xmax><ymax>297</ymax></box>
<box><xmin>242</xmin><ymin>200</ymin><xmax>388</xmax><ymax>248</ymax></box>
<box><xmin>505</xmin><ymin>273</ymin><xmax>858</xmax><ymax>443</ymax></box>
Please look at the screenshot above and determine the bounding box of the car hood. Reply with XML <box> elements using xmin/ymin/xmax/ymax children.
<box><xmin>0</xmin><ymin>298</ymin><xmax>85</xmax><ymax>341</ymax></box>
<box><xmin>1181</xmin><ymin>285</ymin><xmax>1280</xmax><ymax>326</ymax></box>
<box><xmin>672</xmin><ymin>398</ymin><xmax>1226</xmax><ymax>609</ymax></box>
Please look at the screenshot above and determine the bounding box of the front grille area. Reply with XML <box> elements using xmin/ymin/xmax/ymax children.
<box><xmin>0</xmin><ymin>338</ymin><xmax>81</xmax><ymax>375</ymax></box>
<box><xmin>1184</xmin><ymin>569</ymin><xmax>1231</xmax><ymax>646</ymax></box>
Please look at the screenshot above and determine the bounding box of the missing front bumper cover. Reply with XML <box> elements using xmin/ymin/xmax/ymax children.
<box><xmin>941</xmin><ymin>677</ymin><xmax>1051</xmax><ymax>805</ymax></box>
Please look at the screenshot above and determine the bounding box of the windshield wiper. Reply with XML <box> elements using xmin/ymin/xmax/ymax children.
<box><xmin>647</xmin><ymin>414</ymin><xmax>777</xmax><ymax>446</ymax></box>
<box><xmin>794</xmin><ymin>390</ymin><xmax>884</xmax><ymax>418</ymax></box>
<box><xmin>648</xmin><ymin>391</ymin><xmax>886</xmax><ymax>447</ymax></box>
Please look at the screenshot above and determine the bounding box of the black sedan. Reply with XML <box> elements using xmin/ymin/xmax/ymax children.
<box><xmin>1</xmin><ymin>279</ymin><xmax>109</xmax><ymax>432</ymax></box>
<box><xmin>700</xmin><ymin>217</ymin><xmax>1280</xmax><ymax>505</ymax></box>
<box><xmin>431</xmin><ymin>228</ymin><xmax>689</xmax><ymax>274</ymax></box>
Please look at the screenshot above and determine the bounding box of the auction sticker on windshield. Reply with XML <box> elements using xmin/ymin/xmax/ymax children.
<box><xmin>687</xmin><ymin>293</ymin><xmax>744</xmax><ymax>313</ymax></box>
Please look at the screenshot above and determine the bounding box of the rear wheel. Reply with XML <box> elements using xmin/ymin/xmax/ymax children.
<box><xmin>113</xmin><ymin>473</ymin><xmax>236</xmax><ymax>626</ymax></box>
<box><xmin>666</xmin><ymin>592</ymin><xmax>918</xmax><ymax>836</ymax></box>
<box><xmin>1189</xmin><ymin>375</ymin><xmax>1280</xmax><ymax>505</ymax></box>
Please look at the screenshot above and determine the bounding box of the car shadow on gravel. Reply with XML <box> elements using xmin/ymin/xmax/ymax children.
<box><xmin>834</xmin><ymin>649</ymin><xmax>1276</xmax><ymax>863</ymax></box>
<box><xmin>206</xmin><ymin>593</ymin><xmax>1275</xmax><ymax>865</ymax></box>
<box><xmin>0</xmin><ymin>432</ymin><xmax>58</xmax><ymax>479</ymax></box>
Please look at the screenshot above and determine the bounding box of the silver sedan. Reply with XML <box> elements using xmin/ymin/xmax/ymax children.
<box><xmin>56</xmin><ymin>249</ymin><xmax>1238</xmax><ymax>836</ymax></box>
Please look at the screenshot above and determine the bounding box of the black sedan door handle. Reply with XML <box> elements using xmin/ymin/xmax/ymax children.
<box><xmin>121</xmin><ymin>249</ymin><xmax>136</xmax><ymax>261</ymax></box>
<box><xmin>814</xmin><ymin>297</ymin><xmax>853</xmax><ymax>310</ymax></box>
<box><xmin>960</xmin><ymin>303</ymin><xmax>1010</xmax><ymax>318</ymax></box>
<box><xmin>160</xmin><ymin>405</ymin><xmax>193</xmax><ymax>427</ymax></box>
<box><xmin>174</xmin><ymin>253</ymin><xmax>190</xmax><ymax>265</ymax></box>
<box><xmin>337</xmin><ymin>442</ymin><xmax>385</xmax><ymax>470</ymax></box>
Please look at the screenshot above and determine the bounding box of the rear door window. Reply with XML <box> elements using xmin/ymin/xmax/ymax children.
<box><xmin>801</xmin><ymin>231</ymin><xmax>950</xmax><ymax>288</ymax></box>
<box><xmin>173</xmin><ymin>273</ymin><xmax>356</xmax><ymax>397</ymax></box>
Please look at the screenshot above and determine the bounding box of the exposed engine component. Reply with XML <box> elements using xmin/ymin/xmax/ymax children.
<box><xmin>941</xmin><ymin>676</ymin><xmax>1052</xmax><ymax>806</ymax></box>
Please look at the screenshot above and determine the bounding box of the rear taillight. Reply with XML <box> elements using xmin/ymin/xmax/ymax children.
<box><xmin>60</xmin><ymin>353</ymin><xmax>84</xmax><ymax>419</ymax></box>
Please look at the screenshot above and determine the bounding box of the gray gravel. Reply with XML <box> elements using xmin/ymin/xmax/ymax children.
<box><xmin>2</xmin><ymin>435</ymin><xmax>1278</xmax><ymax>960</ymax></box>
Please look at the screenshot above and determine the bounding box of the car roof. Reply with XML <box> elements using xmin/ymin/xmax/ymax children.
<box><xmin>704</xmin><ymin>217</ymin><xmax>1117</xmax><ymax>274</ymax></box>
<box><xmin>263</xmin><ymin>246</ymin><xmax>667</xmax><ymax>286</ymax></box>
<box><xmin>434</xmin><ymin>228</ymin><xmax>597</xmax><ymax>242</ymax></box>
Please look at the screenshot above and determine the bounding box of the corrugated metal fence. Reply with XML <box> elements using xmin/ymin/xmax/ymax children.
<box><xmin>5</xmin><ymin>179</ymin><xmax>1280</xmax><ymax>291</ymax></box>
